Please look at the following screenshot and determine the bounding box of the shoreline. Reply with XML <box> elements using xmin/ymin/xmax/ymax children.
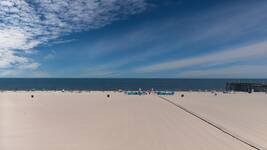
<box><xmin>0</xmin><ymin>90</ymin><xmax>266</xmax><ymax>94</ymax></box>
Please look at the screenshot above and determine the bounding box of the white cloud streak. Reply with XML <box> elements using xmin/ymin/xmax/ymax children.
<box><xmin>135</xmin><ymin>40</ymin><xmax>267</xmax><ymax>73</ymax></box>
<box><xmin>0</xmin><ymin>0</ymin><xmax>147</xmax><ymax>76</ymax></box>
<box><xmin>176</xmin><ymin>65</ymin><xmax>267</xmax><ymax>78</ymax></box>
<box><xmin>81</xmin><ymin>1</ymin><xmax>267</xmax><ymax>77</ymax></box>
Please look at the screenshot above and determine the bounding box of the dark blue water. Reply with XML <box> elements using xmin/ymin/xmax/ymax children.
<box><xmin>0</xmin><ymin>78</ymin><xmax>266</xmax><ymax>91</ymax></box>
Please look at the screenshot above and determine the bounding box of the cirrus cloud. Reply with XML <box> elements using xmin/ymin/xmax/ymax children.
<box><xmin>135</xmin><ymin>40</ymin><xmax>267</xmax><ymax>73</ymax></box>
<box><xmin>0</xmin><ymin>0</ymin><xmax>147</xmax><ymax>75</ymax></box>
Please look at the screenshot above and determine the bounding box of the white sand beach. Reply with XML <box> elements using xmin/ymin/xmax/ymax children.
<box><xmin>1</xmin><ymin>91</ymin><xmax>266</xmax><ymax>150</ymax></box>
<box><xmin>166</xmin><ymin>92</ymin><xmax>267</xmax><ymax>149</ymax></box>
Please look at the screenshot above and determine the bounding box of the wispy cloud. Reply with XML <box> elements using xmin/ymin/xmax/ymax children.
<box><xmin>0</xmin><ymin>0</ymin><xmax>147</xmax><ymax>76</ymax></box>
<box><xmin>81</xmin><ymin>1</ymin><xmax>267</xmax><ymax>77</ymax></box>
<box><xmin>135</xmin><ymin>40</ymin><xmax>267</xmax><ymax>73</ymax></box>
<box><xmin>176</xmin><ymin>65</ymin><xmax>267</xmax><ymax>78</ymax></box>
<box><xmin>44</xmin><ymin>50</ymin><xmax>56</xmax><ymax>60</ymax></box>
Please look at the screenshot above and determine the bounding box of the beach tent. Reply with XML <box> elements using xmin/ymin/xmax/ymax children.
<box><xmin>125</xmin><ymin>91</ymin><xmax>146</xmax><ymax>95</ymax></box>
<box><xmin>156</xmin><ymin>91</ymin><xmax>175</xmax><ymax>96</ymax></box>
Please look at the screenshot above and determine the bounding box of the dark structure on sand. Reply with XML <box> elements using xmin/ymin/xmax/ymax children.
<box><xmin>226</xmin><ymin>82</ymin><xmax>267</xmax><ymax>93</ymax></box>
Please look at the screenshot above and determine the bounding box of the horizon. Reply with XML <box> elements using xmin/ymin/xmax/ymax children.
<box><xmin>0</xmin><ymin>78</ymin><xmax>267</xmax><ymax>80</ymax></box>
<box><xmin>1</xmin><ymin>0</ymin><xmax>267</xmax><ymax>78</ymax></box>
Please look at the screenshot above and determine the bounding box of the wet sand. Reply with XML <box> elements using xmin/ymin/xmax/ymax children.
<box><xmin>1</xmin><ymin>91</ymin><xmax>265</xmax><ymax>150</ymax></box>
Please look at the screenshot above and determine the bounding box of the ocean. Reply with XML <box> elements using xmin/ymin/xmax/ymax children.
<box><xmin>0</xmin><ymin>78</ymin><xmax>266</xmax><ymax>91</ymax></box>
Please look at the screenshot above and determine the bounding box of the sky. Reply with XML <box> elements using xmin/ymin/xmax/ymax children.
<box><xmin>1</xmin><ymin>0</ymin><xmax>267</xmax><ymax>78</ymax></box>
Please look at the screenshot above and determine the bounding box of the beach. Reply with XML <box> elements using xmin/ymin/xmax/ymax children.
<box><xmin>1</xmin><ymin>91</ymin><xmax>266</xmax><ymax>150</ymax></box>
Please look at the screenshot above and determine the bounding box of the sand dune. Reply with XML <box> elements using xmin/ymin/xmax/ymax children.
<box><xmin>0</xmin><ymin>91</ymin><xmax>259</xmax><ymax>150</ymax></box>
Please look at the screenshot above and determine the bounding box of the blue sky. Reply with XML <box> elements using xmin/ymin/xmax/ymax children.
<box><xmin>1</xmin><ymin>0</ymin><xmax>267</xmax><ymax>78</ymax></box>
